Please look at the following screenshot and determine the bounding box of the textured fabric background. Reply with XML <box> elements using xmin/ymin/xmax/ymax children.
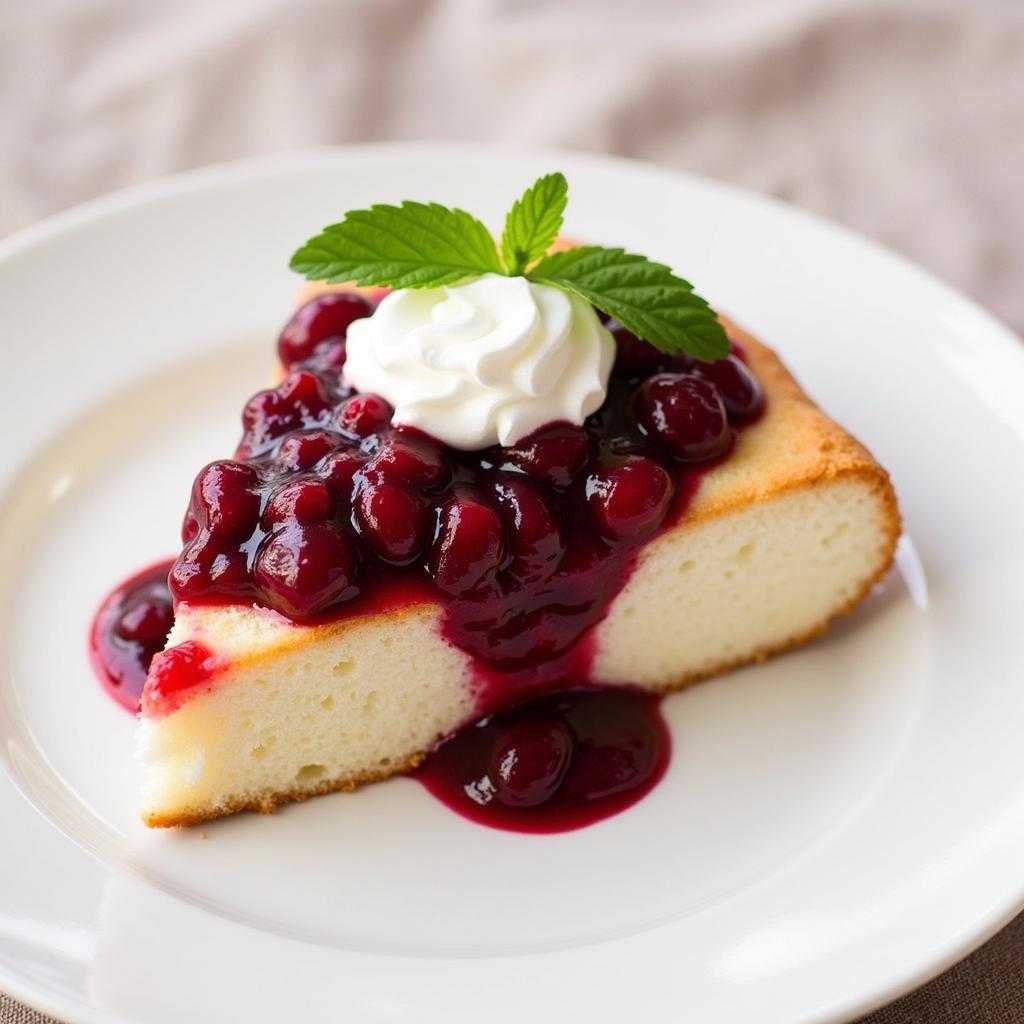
<box><xmin>2</xmin><ymin>0</ymin><xmax>1023</xmax><ymax>1021</ymax></box>
<box><xmin>2</xmin><ymin>0</ymin><xmax>1023</xmax><ymax>331</ymax></box>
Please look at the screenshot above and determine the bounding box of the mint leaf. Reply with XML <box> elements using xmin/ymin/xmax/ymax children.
<box><xmin>528</xmin><ymin>246</ymin><xmax>729</xmax><ymax>361</ymax></box>
<box><xmin>289</xmin><ymin>201</ymin><xmax>502</xmax><ymax>289</ymax></box>
<box><xmin>501</xmin><ymin>172</ymin><xmax>568</xmax><ymax>276</ymax></box>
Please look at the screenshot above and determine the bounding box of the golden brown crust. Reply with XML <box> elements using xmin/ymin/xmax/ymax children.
<box><xmin>692</xmin><ymin>315</ymin><xmax>901</xmax><ymax>526</ymax></box>
<box><xmin>143</xmin><ymin>752</ymin><xmax>426</xmax><ymax>828</ymax></box>
<box><xmin>674</xmin><ymin>313</ymin><xmax>901</xmax><ymax>576</ymax></box>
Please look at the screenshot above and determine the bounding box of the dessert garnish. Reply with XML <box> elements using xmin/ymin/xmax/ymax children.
<box><xmin>87</xmin><ymin>171</ymin><xmax>899</xmax><ymax>832</ymax></box>
<box><xmin>290</xmin><ymin>171</ymin><xmax>730</xmax><ymax>362</ymax></box>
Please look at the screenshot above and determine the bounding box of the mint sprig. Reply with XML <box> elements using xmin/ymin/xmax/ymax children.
<box><xmin>290</xmin><ymin>201</ymin><xmax>501</xmax><ymax>288</ymax></box>
<box><xmin>528</xmin><ymin>246</ymin><xmax>727</xmax><ymax>362</ymax></box>
<box><xmin>501</xmin><ymin>171</ymin><xmax>568</xmax><ymax>276</ymax></box>
<box><xmin>290</xmin><ymin>173</ymin><xmax>729</xmax><ymax>360</ymax></box>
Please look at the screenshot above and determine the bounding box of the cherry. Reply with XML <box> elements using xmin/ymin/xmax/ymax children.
<box><xmin>559</xmin><ymin>691</ymin><xmax>661</xmax><ymax>801</ymax></box>
<box><xmin>353</xmin><ymin>479</ymin><xmax>428</xmax><ymax>564</ymax></box>
<box><xmin>693</xmin><ymin>355</ymin><xmax>764</xmax><ymax>419</ymax></box>
<box><xmin>238</xmin><ymin>391</ymin><xmax>289</xmax><ymax>457</ymax></box>
<box><xmin>318</xmin><ymin>448</ymin><xmax>366</xmax><ymax>501</ymax></box>
<box><xmin>335</xmin><ymin>394</ymin><xmax>393</xmax><ymax>439</ymax></box>
<box><xmin>415</xmin><ymin>687</ymin><xmax>670</xmax><ymax>832</ymax></box>
<box><xmin>368</xmin><ymin>430</ymin><xmax>450</xmax><ymax>490</ymax></box>
<box><xmin>488</xmin><ymin>475</ymin><xmax>564</xmax><ymax>584</ymax></box>
<box><xmin>500</xmin><ymin>423</ymin><xmax>590</xmax><ymax>489</ymax></box>
<box><xmin>191</xmin><ymin>461</ymin><xmax>260</xmax><ymax>540</ymax></box>
<box><xmin>585</xmin><ymin>455</ymin><xmax>673</xmax><ymax>542</ymax></box>
<box><xmin>489</xmin><ymin>717</ymin><xmax>573</xmax><ymax>807</ymax></box>
<box><xmin>170</xmin><ymin>529</ymin><xmax>252</xmax><ymax>602</ymax></box>
<box><xmin>169</xmin><ymin>532</ymin><xmax>216</xmax><ymax>600</ymax></box>
<box><xmin>207</xmin><ymin>549</ymin><xmax>252</xmax><ymax>595</ymax></box>
<box><xmin>634</xmin><ymin>373</ymin><xmax>731</xmax><ymax>462</ymax></box>
<box><xmin>254</xmin><ymin>522</ymin><xmax>357</xmax><ymax>619</ymax></box>
<box><xmin>115</xmin><ymin>599</ymin><xmax>173</xmax><ymax>646</ymax></box>
<box><xmin>239</xmin><ymin>371</ymin><xmax>333</xmax><ymax>457</ymax></box>
<box><xmin>277</xmin><ymin>292</ymin><xmax>373</xmax><ymax>368</ymax></box>
<box><xmin>275</xmin><ymin>429</ymin><xmax>339</xmax><ymax>471</ymax></box>
<box><xmin>263</xmin><ymin>477</ymin><xmax>336</xmax><ymax>526</ymax></box>
<box><xmin>181</xmin><ymin>507</ymin><xmax>201</xmax><ymax>543</ymax></box>
<box><xmin>91</xmin><ymin>562</ymin><xmax>178</xmax><ymax>712</ymax></box>
<box><xmin>608</xmin><ymin>320</ymin><xmax>666</xmax><ymax>378</ymax></box>
<box><xmin>305</xmin><ymin>339</ymin><xmax>347</xmax><ymax>374</ymax></box>
<box><xmin>278</xmin><ymin>369</ymin><xmax>333</xmax><ymax>409</ymax></box>
<box><xmin>429</xmin><ymin>490</ymin><xmax>507</xmax><ymax>594</ymax></box>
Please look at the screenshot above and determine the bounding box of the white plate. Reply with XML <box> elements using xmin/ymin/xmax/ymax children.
<box><xmin>1</xmin><ymin>144</ymin><xmax>1023</xmax><ymax>1024</ymax></box>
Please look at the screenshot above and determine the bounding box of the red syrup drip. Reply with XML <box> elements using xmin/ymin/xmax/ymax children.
<box><xmin>90</xmin><ymin>561</ymin><xmax>226</xmax><ymax>717</ymax></box>
<box><xmin>89</xmin><ymin>298</ymin><xmax>766</xmax><ymax>831</ymax></box>
<box><xmin>143</xmin><ymin>638</ymin><xmax>226</xmax><ymax>718</ymax></box>
<box><xmin>415</xmin><ymin>687</ymin><xmax>670</xmax><ymax>833</ymax></box>
<box><xmin>89</xmin><ymin>559</ymin><xmax>177</xmax><ymax>712</ymax></box>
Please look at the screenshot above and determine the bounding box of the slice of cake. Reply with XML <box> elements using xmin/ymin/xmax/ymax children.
<box><xmin>139</xmin><ymin>318</ymin><xmax>898</xmax><ymax>827</ymax></box>
<box><xmin>136</xmin><ymin>174</ymin><xmax>899</xmax><ymax>827</ymax></box>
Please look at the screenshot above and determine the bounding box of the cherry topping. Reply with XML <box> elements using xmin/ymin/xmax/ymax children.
<box><xmin>277</xmin><ymin>292</ymin><xmax>373</xmax><ymax>369</ymax></box>
<box><xmin>335</xmin><ymin>394</ymin><xmax>393</xmax><ymax>439</ymax></box>
<box><xmin>263</xmin><ymin>477</ymin><xmax>336</xmax><ymax>526</ymax></box>
<box><xmin>169</xmin><ymin>535</ymin><xmax>212</xmax><ymax>600</ymax></box>
<box><xmin>207</xmin><ymin>549</ymin><xmax>252</xmax><ymax>594</ymax></box>
<box><xmin>90</xmin><ymin>561</ymin><xmax>176</xmax><ymax>712</ymax></box>
<box><xmin>429</xmin><ymin>490</ymin><xmax>507</xmax><ymax>594</ymax></box>
<box><xmin>489</xmin><ymin>718</ymin><xmax>573</xmax><ymax>807</ymax></box>
<box><xmin>275</xmin><ymin>429</ymin><xmax>339</xmax><ymax>471</ymax></box>
<box><xmin>500</xmin><ymin>422</ymin><xmax>590</xmax><ymax>488</ymax></box>
<box><xmin>239</xmin><ymin>371</ymin><xmax>333</xmax><ymax>458</ymax></box>
<box><xmin>585</xmin><ymin>455</ymin><xmax>673</xmax><ymax>541</ymax></box>
<box><xmin>608</xmin><ymin>320</ymin><xmax>667</xmax><ymax>378</ymax></box>
<box><xmin>488</xmin><ymin>475</ymin><xmax>564</xmax><ymax>584</ymax></box>
<box><xmin>634</xmin><ymin>373</ymin><xmax>731</xmax><ymax>462</ymax></box>
<box><xmin>318</xmin><ymin>448</ymin><xmax>366</xmax><ymax>501</ymax></box>
<box><xmin>368</xmin><ymin>431</ymin><xmax>450</xmax><ymax>490</ymax></box>
<box><xmin>559</xmin><ymin>690</ymin><xmax>663</xmax><ymax>801</ymax></box>
<box><xmin>416</xmin><ymin>688</ymin><xmax>670</xmax><ymax>833</ymax></box>
<box><xmin>191</xmin><ymin>461</ymin><xmax>260</xmax><ymax>540</ymax></box>
<box><xmin>353</xmin><ymin>479</ymin><xmax>429</xmax><ymax>564</ymax></box>
<box><xmin>160</xmin><ymin>306</ymin><xmax>762</xmax><ymax>660</ymax></box>
<box><xmin>254</xmin><ymin>522</ymin><xmax>357</xmax><ymax>618</ymax></box>
<box><xmin>694</xmin><ymin>355</ymin><xmax>764</xmax><ymax>419</ymax></box>
<box><xmin>115</xmin><ymin>598</ymin><xmax>173</xmax><ymax>646</ymax></box>
<box><xmin>181</xmin><ymin>507</ymin><xmax>201</xmax><ymax>543</ymax></box>
<box><xmin>170</xmin><ymin>532</ymin><xmax>252</xmax><ymax>601</ymax></box>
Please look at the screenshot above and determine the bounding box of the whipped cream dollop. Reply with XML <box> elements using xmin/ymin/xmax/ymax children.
<box><xmin>343</xmin><ymin>273</ymin><xmax>614</xmax><ymax>450</ymax></box>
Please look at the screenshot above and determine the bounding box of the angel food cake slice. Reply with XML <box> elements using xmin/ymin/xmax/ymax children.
<box><xmin>137</xmin><ymin>174</ymin><xmax>899</xmax><ymax>827</ymax></box>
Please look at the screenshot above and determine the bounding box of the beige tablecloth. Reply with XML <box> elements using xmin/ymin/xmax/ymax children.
<box><xmin>2</xmin><ymin>1</ymin><xmax>1023</xmax><ymax>1020</ymax></box>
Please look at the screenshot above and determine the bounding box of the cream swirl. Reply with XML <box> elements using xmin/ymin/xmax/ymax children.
<box><xmin>343</xmin><ymin>273</ymin><xmax>614</xmax><ymax>450</ymax></box>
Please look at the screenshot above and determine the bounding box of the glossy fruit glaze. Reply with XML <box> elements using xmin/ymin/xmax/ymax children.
<box><xmin>90</xmin><ymin>291</ymin><xmax>763</xmax><ymax>831</ymax></box>
<box><xmin>417</xmin><ymin>687</ymin><xmax>670</xmax><ymax>833</ymax></box>
<box><xmin>89</xmin><ymin>560</ymin><xmax>176</xmax><ymax>711</ymax></box>
<box><xmin>169</xmin><ymin>294</ymin><xmax>763</xmax><ymax>679</ymax></box>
